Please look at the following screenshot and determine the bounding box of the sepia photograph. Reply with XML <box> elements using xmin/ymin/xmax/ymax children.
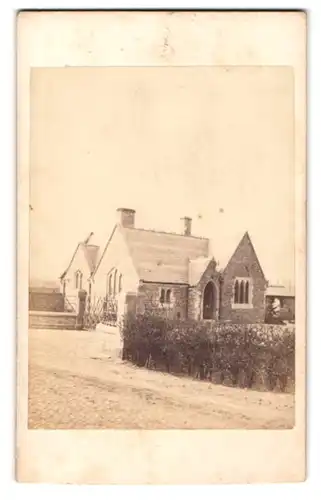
<box><xmin>28</xmin><ymin>65</ymin><xmax>295</xmax><ymax>430</ymax></box>
<box><xmin>16</xmin><ymin>11</ymin><xmax>306</xmax><ymax>484</ymax></box>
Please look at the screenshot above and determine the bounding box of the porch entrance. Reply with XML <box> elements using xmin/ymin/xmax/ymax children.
<box><xmin>202</xmin><ymin>281</ymin><xmax>216</xmax><ymax>320</ymax></box>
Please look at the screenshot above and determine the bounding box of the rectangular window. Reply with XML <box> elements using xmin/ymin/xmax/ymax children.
<box><xmin>159</xmin><ymin>288</ymin><xmax>174</xmax><ymax>308</ymax></box>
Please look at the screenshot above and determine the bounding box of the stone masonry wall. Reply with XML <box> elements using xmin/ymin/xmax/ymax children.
<box><xmin>138</xmin><ymin>282</ymin><xmax>189</xmax><ymax>320</ymax></box>
<box><xmin>220</xmin><ymin>235</ymin><xmax>267</xmax><ymax>324</ymax></box>
<box><xmin>29</xmin><ymin>290</ymin><xmax>64</xmax><ymax>312</ymax></box>
<box><xmin>188</xmin><ymin>259</ymin><xmax>221</xmax><ymax>320</ymax></box>
<box><xmin>187</xmin><ymin>287</ymin><xmax>202</xmax><ymax>320</ymax></box>
<box><xmin>29</xmin><ymin>311</ymin><xmax>78</xmax><ymax>330</ymax></box>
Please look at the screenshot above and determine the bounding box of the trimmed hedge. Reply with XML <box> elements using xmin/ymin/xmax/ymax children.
<box><xmin>121</xmin><ymin>314</ymin><xmax>295</xmax><ymax>392</ymax></box>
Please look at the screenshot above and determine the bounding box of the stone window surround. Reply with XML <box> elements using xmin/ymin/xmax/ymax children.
<box><xmin>158</xmin><ymin>287</ymin><xmax>173</xmax><ymax>308</ymax></box>
<box><xmin>232</xmin><ymin>277</ymin><xmax>253</xmax><ymax>309</ymax></box>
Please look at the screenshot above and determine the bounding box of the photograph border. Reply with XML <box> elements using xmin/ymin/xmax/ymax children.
<box><xmin>16</xmin><ymin>10</ymin><xmax>306</xmax><ymax>484</ymax></box>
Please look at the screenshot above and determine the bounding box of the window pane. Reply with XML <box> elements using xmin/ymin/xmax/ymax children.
<box><xmin>166</xmin><ymin>289</ymin><xmax>171</xmax><ymax>303</ymax></box>
<box><xmin>234</xmin><ymin>280</ymin><xmax>239</xmax><ymax>303</ymax></box>
<box><xmin>240</xmin><ymin>281</ymin><xmax>245</xmax><ymax>304</ymax></box>
<box><xmin>245</xmin><ymin>281</ymin><xmax>249</xmax><ymax>303</ymax></box>
<box><xmin>113</xmin><ymin>270</ymin><xmax>118</xmax><ymax>296</ymax></box>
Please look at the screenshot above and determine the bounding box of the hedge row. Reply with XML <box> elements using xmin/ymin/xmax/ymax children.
<box><xmin>121</xmin><ymin>314</ymin><xmax>295</xmax><ymax>392</ymax></box>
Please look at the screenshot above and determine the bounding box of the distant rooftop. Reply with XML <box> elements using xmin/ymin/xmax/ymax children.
<box><xmin>266</xmin><ymin>285</ymin><xmax>295</xmax><ymax>297</ymax></box>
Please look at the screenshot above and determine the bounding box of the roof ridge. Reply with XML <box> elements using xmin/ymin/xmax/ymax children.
<box><xmin>59</xmin><ymin>243</ymin><xmax>81</xmax><ymax>280</ymax></box>
<box><xmin>124</xmin><ymin>226</ymin><xmax>209</xmax><ymax>241</ymax></box>
<box><xmin>91</xmin><ymin>225</ymin><xmax>117</xmax><ymax>278</ymax></box>
<box><xmin>189</xmin><ymin>255</ymin><xmax>212</xmax><ymax>262</ymax></box>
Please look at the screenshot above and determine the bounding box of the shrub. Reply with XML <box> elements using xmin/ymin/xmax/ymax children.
<box><xmin>121</xmin><ymin>313</ymin><xmax>295</xmax><ymax>392</ymax></box>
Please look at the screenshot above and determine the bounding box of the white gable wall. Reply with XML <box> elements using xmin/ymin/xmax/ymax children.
<box><xmin>62</xmin><ymin>245</ymin><xmax>92</xmax><ymax>310</ymax></box>
<box><xmin>92</xmin><ymin>225</ymin><xmax>139</xmax><ymax>300</ymax></box>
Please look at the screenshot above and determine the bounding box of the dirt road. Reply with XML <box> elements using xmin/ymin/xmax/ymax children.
<box><xmin>28</xmin><ymin>329</ymin><xmax>295</xmax><ymax>429</ymax></box>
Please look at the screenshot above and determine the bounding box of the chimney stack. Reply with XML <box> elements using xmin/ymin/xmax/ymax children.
<box><xmin>181</xmin><ymin>216</ymin><xmax>192</xmax><ymax>236</ymax></box>
<box><xmin>117</xmin><ymin>208</ymin><xmax>136</xmax><ymax>228</ymax></box>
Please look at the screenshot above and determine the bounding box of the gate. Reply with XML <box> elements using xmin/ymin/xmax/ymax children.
<box><xmin>83</xmin><ymin>295</ymin><xmax>118</xmax><ymax>330</ymax></box>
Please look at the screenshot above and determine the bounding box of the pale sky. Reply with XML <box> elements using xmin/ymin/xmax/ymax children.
<box><xmin>29</xmin><ymin>66</ymin><xmax>294</xmax><ymax>286</ymax></box>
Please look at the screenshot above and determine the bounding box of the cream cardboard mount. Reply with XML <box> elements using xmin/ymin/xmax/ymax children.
<box><xmin>16</xmin><ymin>11</ymin><xmax>306</xmax><ymax>484</ymax></box>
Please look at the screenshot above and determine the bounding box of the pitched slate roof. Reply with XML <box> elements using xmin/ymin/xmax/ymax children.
<box><xmin>59</xmin><ymin>242</ymin><xmax>99</xmax><ymax>280</ymax></box>
<box><xmin>92</xmin><ymin>226</ymin><xmax>266</xmax><ymax>286</ymax></box>
<box><xmin>82</xmin><ymin>244</ymin><xmax>99</xmax><ymax>273</ymax></box>
<box><xmin>266</xmin><ymin>285</ymin><xmax>295</xmax><ymax>298</ymax></box>
<box><xmin>120</xmin><ymin>226</ymin><xmax>210</xmax><ymax>283</ymax></box>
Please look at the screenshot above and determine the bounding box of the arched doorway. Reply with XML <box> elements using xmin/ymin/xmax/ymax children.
<box><xmin>203</xmin><ymin>281</ymin><xmax>216</xmax><ymax>320</ymax></box>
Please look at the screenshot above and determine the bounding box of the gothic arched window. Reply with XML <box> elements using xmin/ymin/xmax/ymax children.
<box><xmin>75</xmin><ymin>270</ymin><xmax>83</xmax><ymax>289</ymax></box>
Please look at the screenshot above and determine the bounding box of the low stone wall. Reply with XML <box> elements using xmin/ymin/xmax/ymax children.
<box><xmin>29</xmin><ymin>311</ymin><xmax>78</xmax><ymax>330</ymax></box>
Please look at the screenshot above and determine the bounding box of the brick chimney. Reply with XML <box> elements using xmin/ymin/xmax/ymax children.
<box><xmin>180</xmin><ymin>216</ymin><xmax>192</xmax><ymax>236</ymax></box>
<box><xmin>117</xmin><ymin>208</ymin><xmax>136</xmax><ymax>228</ymax></box>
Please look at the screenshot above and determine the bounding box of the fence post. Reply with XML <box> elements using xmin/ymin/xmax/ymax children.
<box><xmin>125</xmin><ymin>292</ymin><xmax>139</xmax><ymax>317</ymax></box>
<box><xmin>76</xmin><ymin>289</ymin><xmax>87</xmax><ymax>330</ymax></box>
